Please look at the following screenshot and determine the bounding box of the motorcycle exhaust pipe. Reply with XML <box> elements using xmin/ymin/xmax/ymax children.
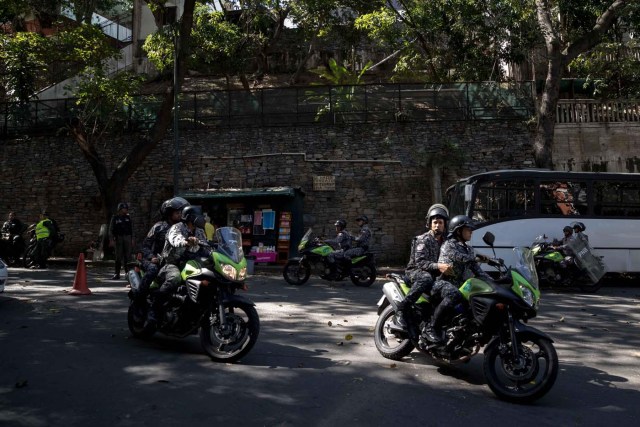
<box><xmin>382</xmin><ymin>281</ymin><xmax>406</xmax><ymax>311</ymax></box>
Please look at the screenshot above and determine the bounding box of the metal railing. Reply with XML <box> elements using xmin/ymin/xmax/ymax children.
<box><xmin>1</xmin><ymin>82</ymin><xmax>535</xmax><ymax>137</ymax></box>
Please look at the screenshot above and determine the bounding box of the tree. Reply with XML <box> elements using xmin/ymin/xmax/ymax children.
<box><xmin>533</xmin><ymin>0</ymin><xmax>634</xmax><ymax>168</ymax></box>
<box><xmin>63</xmin><ymin>0</ymin><xmax>197</xmax><ymax>223</ymax></box>
<box><xmin>356</xmin><ymin>0</ymin><xmax>638</xmax><ymax>168</ymax></box>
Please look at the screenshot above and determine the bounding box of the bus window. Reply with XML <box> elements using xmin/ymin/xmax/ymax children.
<box><xmin>540</xmin><ymin>181</ymin><xmax>587</xmax><ymax>215</ymax></box>
<box><xmin>594</xmin><ymin>181</ymin><xmax>640</xmax><ymax>217</ymax></box>
<box><xmin>473</xmin><ymin>180</ymin><xmax>535</xmax><ymax>222</ymax></box>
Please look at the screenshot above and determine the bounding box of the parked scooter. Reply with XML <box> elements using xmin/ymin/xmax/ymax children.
<box><xmin>127</xmin><ymin>227</ymin><xmax>260</xmax><ymax>363</ymax></box>
<box><xmin>282</xmin><ymin>228</ymin><xmax>377</xmax><ymax>287</ymax></box>
<box><xmin>530</xmin><ymin>234</ymin><xmax>605</xmax><ymax>293</ymax></box>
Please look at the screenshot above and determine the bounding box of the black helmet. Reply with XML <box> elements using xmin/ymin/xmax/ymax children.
<box><xmin>570</xmin><ymin>221</ymin><xmax>586</xmax><ymax>232</ymax></box>
<box><xmin>356</xmin><ymin>214</ymin><xmax>369</xmax><ymax>224</ymax></box>
<box><xmin>426</xmin><ymin>203</ymin><xmax>449</xmax><ymax>224</ymax></box>
<box><xmin>563</xmin><ymin>226</ymin><xmax>573</xmax><ymax>233</ymax></box>
<box><xmin>117</xmin><ymin>202</ymin><xmax>129</xmax><ymax>211</ymax></box>
<box><xmin>160</xmin><ymin>197</ymin><xmax>190</xmax><ymax>218</ymax></box>
<box><xmin>335</xmin><ymin>219</ymin><xmax>347</xmax><ymax>229</ymax></box>
<box><xmin>182</xmin><ymin>206</ymin><xmax>205</xmax><ymax>228</ymax></box>
<box><xmin>448</xmin><ymin>215</ymin><xmax>475</xmax><ymax>237</ymax></box>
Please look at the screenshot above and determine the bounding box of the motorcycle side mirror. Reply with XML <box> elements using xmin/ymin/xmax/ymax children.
<box><xmin>482</xmin><ymin>231</ymin><xmax>497</xmax><ymax>258</ymax></box>
<box><xmin>482</xmin><ymin>232</ymin><xmax>495</xmax><ymax>247</ymax></box>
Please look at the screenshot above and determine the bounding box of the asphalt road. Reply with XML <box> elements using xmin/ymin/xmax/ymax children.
<box><xmin>1</xmin><ymin>266</ymin><xmax>639</xmax><ymax>427</ymax></box>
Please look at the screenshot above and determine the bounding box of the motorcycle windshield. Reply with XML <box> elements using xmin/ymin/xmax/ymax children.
<box><xmin>514</xmin><ymin>247</ymin><xmax>539</xmax><ymax>290</ymax></box>
<box><xmin>214</xmin><ymin>227</ymin><xmax>244</xmax><ymax>264</ymax></box>
<box><xmin>299</xmin><ymin>228</ymin><xmax>314</xmax><ymax>250</ymax></box>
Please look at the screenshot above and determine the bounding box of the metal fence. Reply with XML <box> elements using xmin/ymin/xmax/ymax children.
<box><xmin>1</xmin><ymin>82</ymin><xmax>535</xmax><ymax>137</ymax></box>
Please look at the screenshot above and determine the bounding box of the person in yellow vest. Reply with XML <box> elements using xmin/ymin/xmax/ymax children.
<box><xmin>34</xmin><ymin>210</ymin><xmax>58</xmax><ymax>269</ymax></box>
<box><xmin>204</xmin><ymin>213</ymin><xmax>215</xmax><ymax>242</ymax></box>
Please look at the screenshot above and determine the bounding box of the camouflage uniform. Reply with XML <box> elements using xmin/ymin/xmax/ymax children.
<box><xmin>436</xmin><ymin>238</ymin><xmax>492</xmax><ymax>301</ymax></box>
<box><xmin>152</xmin><ymin>222</ymin><xmax>209</xmax><ymax>315</ymax></box>
<box><xmin>344</xmin><ymin>224</ymin><xmax>372</xmax><ymax>260</ymax></box>
<box><xmin>404</xmin><ymin>230</ymin><xmax>443</xmax><ymax>299</ymax></box>
<box><xmin>326</xmin><ymin>229</ymin><xmax>352</xmax><ymax>263</ymax></box>
<box><xmin>138</xmin><ymin>220</ymin><xmax>171</xmax><ymax>297</ymax></box>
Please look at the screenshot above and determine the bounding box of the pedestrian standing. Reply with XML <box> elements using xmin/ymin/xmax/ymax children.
<box><xmin>109</xmin><ymin>202</ymin><xmax>133</xmax><ymax>280</ymax></box>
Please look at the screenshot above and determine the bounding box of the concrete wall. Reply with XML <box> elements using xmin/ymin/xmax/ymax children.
<box><xmin>553</xmin><ymin>122</ymin><xmax>640</xmax><ymax>173</ymax></box>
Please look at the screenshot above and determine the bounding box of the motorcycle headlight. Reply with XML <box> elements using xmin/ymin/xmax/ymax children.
<box><xmin>221</xmin><ymin>263</ymin><xmax>237</xmax><ymax>280</ymax></box>
<box><xmin>520</xmin><ymin>285</ymin><xmax>535</xmax><ymax>307</ymax></box>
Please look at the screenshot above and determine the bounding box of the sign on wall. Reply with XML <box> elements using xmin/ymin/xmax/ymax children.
<box><xmin>313</xmin><ymin>175</ymin><xmax>336</xmax><ymax>191</ymax></box>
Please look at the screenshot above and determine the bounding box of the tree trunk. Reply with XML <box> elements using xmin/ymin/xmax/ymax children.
<box><xmin>70</xmin><ymin>0</ymin><xmax>197</xmax><ymax>225</ymax></box>
<box><xmin>533</xmin><ymin>0</ymin><xmax>630</xmax><ymax>169</ymax></box>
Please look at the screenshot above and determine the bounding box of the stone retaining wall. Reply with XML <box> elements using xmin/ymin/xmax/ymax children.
<box><xmin>0</xmin><ymin>120</ymin><xmax>541</xmax><ymax>263</ymax></box>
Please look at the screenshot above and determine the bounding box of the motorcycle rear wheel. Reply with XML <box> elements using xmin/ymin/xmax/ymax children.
<box><xmin>200</xmin><ymin>302</ymin><xmax>260</xmax><ymax>363</ymax></box>
<box><xmin>350</xmin><ymin>263</ymin><xmax>376</xmax><ymax>287</ymax></box>
<box><xmin>283</xmin><ymin>260</ymin><xmax>311</xmax><ymax>285</ymax></box>
<box><xmin>483</xmin><ymin>334</ymin><xmax>558</xmax><ymax>403</ymax></box>
<box><xmin>374</xmin><ymin>305</ymin><xmax>415</xmax><ymax>360</ymax></box>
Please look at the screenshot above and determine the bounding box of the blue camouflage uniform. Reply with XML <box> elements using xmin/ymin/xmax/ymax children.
<box><xmin>436</xmin><ymin>238</ymin><xmax>492</xmax><ymax>301</ymax></box>
<box><xmin>138</xmin><ymin>220</ymin><xmax>171</xmax><ymax>296</ymax></box>
<box><xmin>326</xmin><ymin>229</ymin><xmax>352</xmax><ymax>263</ymax></box>
<box><xmin>344</xmin><ymin>224</ymin><xmax>372</xmax><ymax>260</ymax></box>
<box><xmin>152</xmin><ymin>222</ymin><xmax>209</xmax><ymax>313</ymax></box>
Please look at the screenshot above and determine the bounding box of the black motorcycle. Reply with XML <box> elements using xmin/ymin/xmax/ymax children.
<box><xmin>22</xmin><ymin>224</ymin><xmax>64</xmax><ymax>268</ymax></box>
<box><xmin>0</xmin><ymin>231</ymin><xmax>26</xmax><ymax>266</ymax></box>
<box><xmin>282</xmin><ymin>228</ymin><xmax>376</xmax><ymax>287</ymax></box>
<box><xmin>127</xmin><ymin>227</ymin><xmax>260</xmax><ymax>363</ymax></box>
<box><xmin>374</xmin><ymin>232</ymin><xmax>558</xmax><ymax>403</ymax></box>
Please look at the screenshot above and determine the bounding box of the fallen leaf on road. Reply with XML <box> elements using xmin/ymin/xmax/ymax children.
<box><xmin>389</xmin><ymin>364</ymin><xmax>397</xmax><ymax>369</ymax></box>
<box><xmin>559</xmin><ymin>316</ymin><xmax>565</xmax><ymax>322</ymax></box>
<box><xmin>327</xmin><ymin>321</ymin><xmax>333</xmax><ymax>326</ymax></box>
<box><xmin>336</xmin><ymin>341</ymin><xmax>344</xmax><ymax>346</ymax></box>
<box><xmin>345</xmin><ymin>334</ymin><xmax>353</xmax><ymax>341</ymax></box>
<box><xmin>352</xmin><ymin>377</ymin><xmax>363</xmax><ymax>382</ymax></box>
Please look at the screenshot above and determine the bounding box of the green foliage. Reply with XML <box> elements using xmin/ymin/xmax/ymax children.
<box><xmin>72</xmin><ymin>68</ymin><xmax>143</xmax><ymax>134</ymax></box>
<box><xmin>569</xmin><ymin>40</ymin><xmax>640</xmax><ymax>99</ymax></box>
<box><xmin>310</xmin><ymin>58</ymin><xmax>373</xmax><ymax>121</ymax></box>
<box><xmin>190</xmin><ymin>5</ymin><xmax>253</xmax><ymax>74</ymax></box>
<box><xmin>0</xmin><ymin>32</ymin><xmax>50</xmax><ymax>103</ymax></box>
<box><xmin>142</xmin><ymin>26</ymin><xmax>175</xmax><ymax>73</ymax></box>
<box><xmin>312</xmin><ymin>57</ymin><xmax>372</xmax><ymax>85</ymax></box>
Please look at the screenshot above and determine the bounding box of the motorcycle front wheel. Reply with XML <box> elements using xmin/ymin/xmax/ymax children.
<box><xmin>350</xmin><ymin>262</ymin><xmax>376</xmax><ymax>287</ymax></box>
<box><xmin>374</xmin><ymin>305</ymin><xmax>415</xmax><ymax>360</ymax></box>
<box><xmin>283</xmin><ymin>259</ymin><xmax>311</xmax><ymax>285</ymax></box>
<box><xmin>127</xmin><ymin>301</ymin><xmax>155</xmax><ymax>339</ymax></box>
<box><xmin>483</xmin><ymin>334</ymin><xmax>558</xmax><ymax>403</ymax></box>
<box><xmin>22</xmin><ymin>243</ymin><xmax>37</xmax><ymax>268</ymax></box>
<box><xmin>200</xmin><ymin>302</ymin><xmax>260</xmax><ymax>363</ymax></box>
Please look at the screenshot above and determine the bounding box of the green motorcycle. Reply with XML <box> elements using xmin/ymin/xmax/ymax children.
<box><xmin>374</xmin><ymin>232</ymin><xmax>558</xmax><ymax>403</ymax></box>
<box><xmin>127</xmin><ymin>227</ymin><xmax>259</xmax><ymax>363</ymax></box>
<box><xmin>282</xmin><ymin>228</ymin><xmax>377</xmax><ymax>287</ymax></box>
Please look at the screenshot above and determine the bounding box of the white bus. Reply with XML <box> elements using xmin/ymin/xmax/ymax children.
<box><xmin>446</xmin><ymin>169</ymin><xmax>640</xmax><ymax>274</ymax></box>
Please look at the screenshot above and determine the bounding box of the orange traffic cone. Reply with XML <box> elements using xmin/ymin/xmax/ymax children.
<box><xmin>67</xmin><ymin>253</ymin><xmax>92</xmax><ymax>296</ymax></box>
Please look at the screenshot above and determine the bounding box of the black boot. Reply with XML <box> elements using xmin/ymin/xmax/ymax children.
<box><xmin>424</xmin><ymin>303</ymin><xmax>446</xmax><ymax>343</ymax></box>
<box><xmin>394</xmin><ymin>300</ymin><xmax>408</xmax><ymax>328</ymax></box>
